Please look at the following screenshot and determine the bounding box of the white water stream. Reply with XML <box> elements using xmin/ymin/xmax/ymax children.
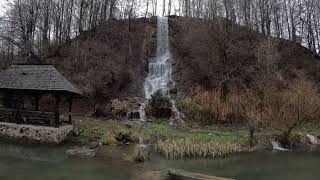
<box><xmin>139</xmin><ymin>16</ymin><xmax>181</xmax><ymax>123</ymax></box>
<box><xmin>271</xmin><ymin>140</ymin><xmax>289</xmax><ymax>151</ymax></box>
<box><xmin>144</xmin><ymin>16</ymin><xmax>172</xmax><ymax>99</ymax></box>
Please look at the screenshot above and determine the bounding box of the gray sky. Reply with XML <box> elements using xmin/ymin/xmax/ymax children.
<box><xmin>0</xmin><ymin>0</ymin><xmax>9</xmax><ymax>16</ymax></box>
<box><xmin>0</xmin><ymin>0</ymin><xmax>180</xmax><ymax>17</ymax></box>
<box><xmin>0</xmin><ymin>2</ymin><xmax>5</xmax><ymax>16</ymax></box>
<box><xmin>156</xmin><ymin>0</ymin><xmax>180</xmax><ymax>16</ymax></box>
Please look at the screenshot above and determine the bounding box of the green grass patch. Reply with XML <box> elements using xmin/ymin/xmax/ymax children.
<box><xmin>71</xmin><ymin>116</ymin><xmax>319</xmax><ymax>159</ymax></box>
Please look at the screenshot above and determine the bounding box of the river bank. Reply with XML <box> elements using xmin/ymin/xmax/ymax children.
<box><xmin>69</xmin><ymin>116</ymin><xmax>320</xmax><ymax>159</ymax></box>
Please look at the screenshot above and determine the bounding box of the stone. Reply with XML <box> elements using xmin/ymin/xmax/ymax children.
<box><xmin>107</xmin><ymin>97</ymin><xmax>144</xmax><ymax>120</ymax></box>
<box><xmin>109</xmin><ymin>99</ymin><xmax>128</xmax><ymax>118</ymax></box>
<box><xmin>306</xmin><ymin>134</ymin><xmax>319</xmax><ymax>145</ymax></box>
<box><xmin>146</xmin><ymin>95</ymin><xmax>172</xmax><ymax>118</ymax></box>
<box><xmin>66</xmin><ymin>146</ymin><xmax>96</xmax><ymax>157</ymax></box>
<box><xmin>0</xmin><ymin>122</ymin><xmax>73</xmax><ymax>144</ymax></box>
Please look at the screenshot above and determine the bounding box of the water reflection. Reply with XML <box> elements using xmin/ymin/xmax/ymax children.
<box><xmin>0</xmin><ymin>138</ymin><xmax>319</xmax><ymax>180</ymax></box>
<box><xmin>0</xmin><ymin>138</ymin><xmax>67</xmax><ymax>163</ymax></box>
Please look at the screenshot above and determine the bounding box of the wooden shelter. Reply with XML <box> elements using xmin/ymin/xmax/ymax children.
<box><xmin>0</xmin><ymin>65</ymin><xmax>82</xmax><ymax>127</ymax></box>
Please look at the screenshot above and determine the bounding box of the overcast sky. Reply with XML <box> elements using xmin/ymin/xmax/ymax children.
<box><xmin>0</xmin><ymin>0</ymin><xmax>180</xmax><ymax>16</ymax></box>
<box><xmin>156</xmin><ymin>0</ymin><xmax>180</xmax><ymax>16</ymax></box>
<box><xmin>0</xmin><ymin>1</ymin><xmax>6</xmax><ymax>16</ymax></box>
<box><xmin>0</xmin><ymin>0</ymin><xmax>180</xmax><ymax>17</ymax></box>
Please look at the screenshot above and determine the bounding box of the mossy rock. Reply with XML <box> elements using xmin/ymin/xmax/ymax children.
<box><xmin>146</xmin><ymin>95</ymin><xmax>172</xmax><ymax>119</ymax></box>
<box><xmin>108</xmin><ymin>97</ymin><xmax>143</xmax><ymax>119</ymax></box>
<box><xmin>276</xmin><ymin>133</ymin><xmax>309</xmax><ymax>148</ymax></box>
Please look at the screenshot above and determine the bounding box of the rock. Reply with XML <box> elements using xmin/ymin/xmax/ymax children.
<box><xmin>109</xmin><ymin>99</ymin><xmax>128</xmax><ymax>119</ymax></box>
<box><xmin>306</xmin><ymin>134</ymin><xmax>319</xmax><ymax>145</ymax></box>
<box><xmin>0</xmin><ymin>122</ymin><xmax>72</xmax><ymax>144</ymax></box>
<box><xmin>108</xmin><ymin>97</ymin><xmax>145</xmax><ymax>120</ymax></box>
<box><xmin>146</xmin><ymin>95</ymin><xmax>172</xmax><ymax>118</ymax></box>
<box><xmin>169</xmin><ymin>87</ymin><xmax>178</xmax><ymax>95</ymax></box>
<box><xmin>66</xmin><ymin>146</ymin><xmax>96</xmax><ymax>157</ymax></box>
<box><xmin>169</xmin><ymin>100</ymin><xmax>185</xmax><ymax>126</ymax></box>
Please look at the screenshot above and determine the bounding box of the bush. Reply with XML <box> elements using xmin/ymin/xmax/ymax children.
<box><xmin>267</xmin><ymin>79</ymin><xmax>320</xmax><ymax>141</ymax></box>
<box><xmin>177</xmin><ymin>87</ymin><xmax>247</xmax><ymax>125</ymax></box>
<box><xmin>177</xmin><ymin>79</ymin><xmax>320</xmax><ymax>145</ymax></box>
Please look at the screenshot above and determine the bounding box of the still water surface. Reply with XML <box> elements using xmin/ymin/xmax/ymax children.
<box><xmin>0</xmin><ymin>139</ymin><xmax>319</xmax><ymax>180</ymax></box>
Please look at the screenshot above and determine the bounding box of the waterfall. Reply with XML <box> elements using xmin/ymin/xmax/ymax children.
<box><xmin>271</xmin><ymin>140</ymin><xmax>289</xmax><ymax>151</ymax></box>
<box><xmin>140</xmin><ymin>16</ymin><xmax>182</xmax><ymax>123</ymax></box>
<box><xmin>144</xmin><ymin>16</ymin><xmax>172</xmax><ymax>99</ymax></box>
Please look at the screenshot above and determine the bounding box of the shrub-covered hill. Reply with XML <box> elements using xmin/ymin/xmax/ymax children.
<box><xmin>169</xmin><ymin>16</ymin><xmax>320</xmax><ymax>94</ymax></box>
<box><xmin>46</xmin><ymin>18</ymin><xmax>157</xmax><ymax>114</ymax></box>
<box><xmin>46</xmin><ymin>16</ymin><xmax>320</xmax><ymax>115</ymax></box>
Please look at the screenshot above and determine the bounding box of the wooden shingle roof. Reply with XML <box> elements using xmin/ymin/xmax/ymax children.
<box><xmin>0</xmin><ymin>65</ymin><xmax>82</xmax><ymax>95</ymax></box>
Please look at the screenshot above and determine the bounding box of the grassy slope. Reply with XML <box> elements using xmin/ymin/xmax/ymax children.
<box><xmin>45</xmin><ymin>16</ymin><xmax>320</xmax><ymax>116</ymax></box>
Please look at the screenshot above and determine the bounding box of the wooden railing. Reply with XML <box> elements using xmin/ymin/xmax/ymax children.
<box><xmin>0</xmin><ymin>108</ymin><xmax>56</xmax><ymax>126</ymax></box>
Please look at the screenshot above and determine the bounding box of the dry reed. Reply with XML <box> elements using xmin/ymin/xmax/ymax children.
<box><xmin>154</xmin><ymin>139</ymin><xmax>245</xmax><ymax>159</ymax></box>
<box><xmin>178</xmin><ymin>87</ymin><xmax>247</xmax><ymax>125</ymax></box>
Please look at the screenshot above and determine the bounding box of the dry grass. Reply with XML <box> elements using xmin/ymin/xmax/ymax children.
<box><xmin>177</xmin><ymin>79</ymin><xmax>320</xmax><ymax>146</ymax></box>
<box><xmin>132</xmin><ymin>144</ymin><xmax>146</xmax><ymax>162</ymax></box>
<box><xmin>154</xmin><ymin>138</ymin><xmax>246</xmax><ymax>159</ymax></box>
<box><xmin>178</xmin><ymin>87</ymin><xmax>247</xmax><ymax>125</ymax></box>
<box><xmin>266</xmin><ymin>79</ymin><xmax>320</xmax><ymax>140</ymax></box>
<box><xmin>179</xmin><ymin>79</ymin><xmax>320</xmax><ymax>127</ymax></box>
<box><xmin>99</xmin><ymin>132</ymin><xmax>117</xmax><ymax>145</ymax></box>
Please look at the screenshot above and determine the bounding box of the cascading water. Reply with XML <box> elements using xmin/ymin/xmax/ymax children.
<box><xmin>271</xmin><ymin>140</ymin><xmax>289</xmax><ymax>151</ymax></box>
<box><xmin>139</xmin><ymin>16</ymin><xmax>182</xmax><ymax>123</ymax></box>
<box><xmin>144</xmin><ymin>16</ymin><xmax>172</xmax><ymax>99</ymax></box>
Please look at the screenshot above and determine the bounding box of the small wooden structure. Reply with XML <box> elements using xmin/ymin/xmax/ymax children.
<box><xmin>0</xmin><ymin>65</ymin><xmax>82</xmax><ymax>127</ymax></box>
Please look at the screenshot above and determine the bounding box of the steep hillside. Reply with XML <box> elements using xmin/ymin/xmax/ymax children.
<box><xmin>45</xmin><ymin>16</ymin><xmax>320</xmax><ymax>116</ymax></box>
<box><xmin>46</xmin><ymin>18</ymin><xmax>157</xmax><ymax>115</ymax></box>
<box><xmin>169</xmin><ymin>17</ymin><xmax>320</xmax><ymax>94</ymax></box>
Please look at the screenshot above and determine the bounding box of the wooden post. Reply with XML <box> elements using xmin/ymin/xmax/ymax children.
<box><xmin>68</xmin><ymin>96</ymin><xmax>73</xmax><ymax>124</ymax></box>
<box><xmin>33</xmin><ymin>95</ymin><xmax>41</xmax><ymax>111</ymax></box>
<box><xmin>15</xmin><ymin>94</ymin><xmax>23</xmax><ymax>124</ymax></box>
<box><xmin>54</xmin><ymin>95</ymin><xmax>60</xmax><ymax>127</ymax></box>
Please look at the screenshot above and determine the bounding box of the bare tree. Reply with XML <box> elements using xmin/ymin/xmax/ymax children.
<box><xmin>1</xmin><ymin>0</ymin><xmax>320</xmax><ymax>61</ymax></box>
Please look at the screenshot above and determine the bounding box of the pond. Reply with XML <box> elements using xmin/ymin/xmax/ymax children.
<box><xmin>0</xmin><ymin>138</ymin><xmax>319</xmax><ymax>180</ymax></box>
